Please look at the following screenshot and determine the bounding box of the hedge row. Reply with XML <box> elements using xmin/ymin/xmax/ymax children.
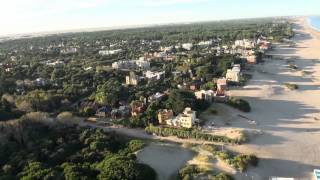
<box><xmin>145</xmin><ymin>125</ymin><xmax>245</xmax><ymax>144</ymax></box>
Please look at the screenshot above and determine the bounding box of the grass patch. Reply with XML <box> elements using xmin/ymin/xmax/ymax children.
<box><xmin>200</xmin><ymin>144</ymin><xmax>258</xmax><ymax>173</ymax></box>
<box><xmin>178</xmin><ymin>164</ymin><xmax>233</xmax><ymax>180</ymax></box>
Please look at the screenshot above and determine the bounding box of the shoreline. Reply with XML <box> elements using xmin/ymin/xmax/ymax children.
<box><xmin>300</xmin><ymin>17</ymin><xmax>320</xmax><ymax>39</ymax></box>
<box><xmin>306</xmin><ymin>16</ymin><xmax>320</xmax><ymax>33</ymax></box>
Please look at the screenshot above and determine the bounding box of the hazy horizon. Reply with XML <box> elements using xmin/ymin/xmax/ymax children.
<box><xmin>1</xmin><ymin>0</ymin><xmax>320</xmax><ymax>37</ymax></box>
<box><xmin>0</xmin><ymin>15</ymin><xmax>301</xmax><ymax>38</ymax></box>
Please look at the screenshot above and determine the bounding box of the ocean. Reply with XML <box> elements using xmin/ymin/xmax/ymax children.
<box><xmin>308</xmin><ymin>16</ymin><xmax>320</xmax><ymax>31</ymax></box>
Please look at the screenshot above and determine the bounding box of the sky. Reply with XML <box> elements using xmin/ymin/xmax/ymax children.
<box><xmin>0</xmin><ymin>0</ymin><xmax>319</xmax><ymax>36</ymax></box>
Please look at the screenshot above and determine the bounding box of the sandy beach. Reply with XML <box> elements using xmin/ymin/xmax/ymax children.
<box><xmin>216</xmin><ymin>18</ymin><xmax>320</xmax><ymax>179</ymax></box>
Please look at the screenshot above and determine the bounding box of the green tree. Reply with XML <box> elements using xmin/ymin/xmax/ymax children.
<box><xmin>97</xmin><ymin>155</ymin><xmax>140</xmax><ymax>180</ymax></box>
<box><xmin>94</xmin><ymin>78</ymin><xmax>123</xmax><ymax>106</ymax></box>
<box><xmin>166</xmin><ymin>89</ymin><xmax>197</xmax><ymax>114</ymax></box>
<box><xmin>62</xmin><ymin>163</ymin><xmax>96</xmax><ymax>180</ymax></box>
<box><xmin>19</xmin><ymin>162</ymin><xmax>59</xmax><ymax>180</ymax></box>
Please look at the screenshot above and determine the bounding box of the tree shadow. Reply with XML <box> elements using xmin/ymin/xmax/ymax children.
<box><xmin>241</xmin><ymin>97</ymin><xmax>320</xmax><ymax>128</ymax></box>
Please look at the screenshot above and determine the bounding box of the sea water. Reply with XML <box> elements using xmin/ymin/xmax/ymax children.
<box><xmin>308</xmin><ymin>16</ymin><xmax>320</xmax><ymax>31</ymax></box>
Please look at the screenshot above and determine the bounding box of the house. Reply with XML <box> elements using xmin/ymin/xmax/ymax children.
<box><xmin>163</xmin><ymin>54</ymin><xmax>176</xmax><ymax>61</ymax></box>
<box><xmin>259</xmin><ymin>43</ymin><xmax>270</xmax><ymax>51</ymax></box>
<box><xmin>126</xmin><ymin>72</ymin><xmax>139</xmax><ymax>86</ymax></box>
<box><xmin>226</xmin><ymin>70</ymin><xmax>240</xmax><ymax>82</ymax></box>
<box><xmin>111</xmin><ymin>106</ymin><xmax>130</xmax><ymax>119</ymax></box>
<box><xmin>182</xmin><ymin>43</ymin><xmax>193</xmax><ymax>51</ymax></box>
<box><xmin>46</xmin><ymin>60</ymin><xmax>65</xmax><ymax>67</ymax></box>
<box><xmin>112</xmin><ymin>60</ymin><xmax>150</xmax><ymax>71</ymax></box>
<box><xmin>166</xmin><ymin>107</ymin><xmax>199</xmax><ymax>128</ymax></box>
<box><xmin>84</xmin><ymin>66</ymin><xmax>93</xmax><ymax>71</ymax></box>
<box><xmin>148</xmin><ymin>92</ymin><xmax>166</xmax><ymax>103</ymax></box>
<box><xmin>5</xmin><ymin>68</ymin><xmax>12</xmax><ymax>72</ymax></box>
<box><xmin>96</xmin><ymin>106</ymin><xmax>111</xmax><ymax>118</ymax></box>
<box><xmin>247</xmin><ymin>55</ymin><xmax>257</xmax><ymax>64</ymax></box>
<box><xmin>257</xmin><ymin>37</ymin><xmax>271</xmax><ymax>49</ymax></box>
<box><xmin>195</xmin><ymin>90</ymin><xmax>214</xmax><ymax>102</ymax></box>
<box><xmin>112</xmin><ymin>60</ymin><xmax>135</xmax><ymax>70</ymax></box>
<box><xmin>60</xmin><ymin>47</ymin><xmax>78</xmax><ymax>54</ymax></box>
<box><xmin>198</xmin><ymin>40</ymin><xmax>213</xmax><ymax>47</ymax></box>
<box><xmin>144</xmin><ymin>71</ymin><xmax>165</xmax><ymax>80</ymax></box>
<box><xmin>226</xmin><ymin>64</ymin><xmax>241</xmax><ymax>82</ymax></box>
<box><xmin>131</xmin><ymin>101</ymin><xmax>146</xmax><ymax>116</ymax></box>
<box><xmin>234</xmin><ymin>39</ymin><xmax>256</xmax><ymax>49</ymax></box>
<box><xmin>135</xmin><ymin>59</ymin><xmax>151</xmax><ymax>70</ymax></box>
<box><xmin>232</xmin><ymin>64</ymin><xmax>241</xmax><ymax>72</ymax></box>
<box><xmin>216</xmin><ymin>78</ymin><xmax>227</xmax><ymax>96</ymax></box>
<box><xmin>161</xmin><ymin>46</ymin><xmax>174</xmax><ymax>52</ymax></box>
<box><xmin>157</xmin><ymin>109</ymin><xmax>174</xmax><ymax>125</ymax></box>
<box><xmin>10</xmin><ymin>56</ymin><xmax>17</xmax><ymax>62</ymax></box>
<box><xmin>99</xmin><ymin>49</ymin><xmax>122</xmax><ymax>56</ymax></box>
<box><xmin>34</xmin><ymin>78</ymin><xmax>48</xmax><ymax>86</ymax></box>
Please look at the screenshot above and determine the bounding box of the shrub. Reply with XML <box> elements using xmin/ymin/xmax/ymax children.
<box><xmin>128</xmin><ymin>140</ymin><xmax>145</xmax><ymax>152</ymax></box>
<box><xmin>284</xmin><ymin>83</ymin><xmax>298</xmax><ymax>90</ymax></box>
<box><xmin>288</xmin><ymin>64</ymin><xmax>298</xmax><ymax>70</ymax></box>
<box><xmin>216</xmin><ymin>151</ymin><xmax>231</xmax><ymax>160</ymax></box>
<box><xmin>214</xmin><ymin>173</ymin><xmax>234</xmax><ymax>180</ymax></box>
<box><xmin>57</xmin><ymin>112</ymin><xmax>74</xmax><ymax>124</ymax></box>
<box><xmin>178</xmin><ymin>165</ymin><xmax>200</xmax><ymax>179</ymax></box>
<box><xmin>226</xmin><ymin>97</ymin><xmax>251</xmax><ymax>112</ymax></box>
<box><xmin>235</xmin><ymin>131</ymin><xmax>248</xmax><ymax>144</ymax></box>
<box><xmin>248</xmin><ymin>154</ymin><xmax>259</xmax><ymax>167</ymax></box>
<box><xmin>209</xmin><ymin>107</ymin><xmax>218</xmax><ymax>115</ymax></box>
<box><xmin>201</xmin><ymin>144</ymin><xmax>218</xmax><ymax>154</ymax></box>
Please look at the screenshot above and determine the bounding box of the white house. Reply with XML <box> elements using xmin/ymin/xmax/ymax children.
<box><xmin>195</xmin><ymin>90</ymin><xmax>214</xmax><ymax>102</ymax></box>
<box><xmin>60</xmin><ymin>47</ymin><xmax>78</xmax><ymax>54</ymax></box>
<box><xmin>99</xmin><ymin>49</ymin><xmax>122</xmax><ymax>56</ymax></box>
<box><xmin>234</xmin><ymin>39</ymin><xmax>256</xmax><ymax>49</ymax></box>
<box><xmin>135</xmin><ymin>59</ymin><xmax>151</xmax><ymax>70</ymax></box>
<box><xmin>161</xmin><ymin>46</ymin><xmax>174</xmax><ymax>52</ymax></box>
<box><xmin>112</xmin><ymin>60</ymin><xmax>150</xmax><ymax>71</ymax></box>
<box><xmin>226</xmin><ymin>64</ymin><xmax>241</xmax><ymax>82</ymax></box>
<box><xmin>144</xmin><ymin>71</ymin><xmax>165</xmax><ymax>80</ymax></box>
<box><xmin>198</xmin><ymin>40</ymin><xmax>213</xmax><ymax>46</ymax></box>
<box><xmin>182</xmin><ymin>43</ymin><xmax>193</xmax><ymax>51</ymax></box>
<box><xmin>166</xmin><ymin>107</ymin><xmax>199</xmax><ymax>128</ymax></box>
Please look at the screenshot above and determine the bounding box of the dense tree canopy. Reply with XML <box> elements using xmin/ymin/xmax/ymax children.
<box><xmin>0</xmin><ymin>116</ymin><xmax>156</xmax><ymax>180</ymax></box>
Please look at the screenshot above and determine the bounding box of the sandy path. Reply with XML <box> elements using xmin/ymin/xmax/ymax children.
<box><xmin>221</xmin><ymin>18</ymin><xmax>320</xmax><ymax>180</ymax></box>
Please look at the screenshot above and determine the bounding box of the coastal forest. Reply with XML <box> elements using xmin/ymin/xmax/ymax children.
<box><xmin>0</xmin><ymin>18</ymin><xmax>294</xmax><ymax>180</ymax></box>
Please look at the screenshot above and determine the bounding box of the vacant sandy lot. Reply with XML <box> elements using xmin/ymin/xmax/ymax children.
<box><xmin>137</xmin><ymin>143</ymin><xmax>194</xmax><ymax>180</ymax></box>
<box><xmin>206</xmin><ymin>18</ymin><xmax>320</xmax><ymax>180</ymax></box>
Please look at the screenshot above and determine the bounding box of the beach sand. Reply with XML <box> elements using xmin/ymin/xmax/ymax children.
<box><xmin>219</xmin><ymin>18</ymin><xmax>320</xmax><ymax>179</ymax></box>
<box><xmin>137</xmin><ymin>143</ymin><xmax>194</xmax><ymax>180</ymax></box>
